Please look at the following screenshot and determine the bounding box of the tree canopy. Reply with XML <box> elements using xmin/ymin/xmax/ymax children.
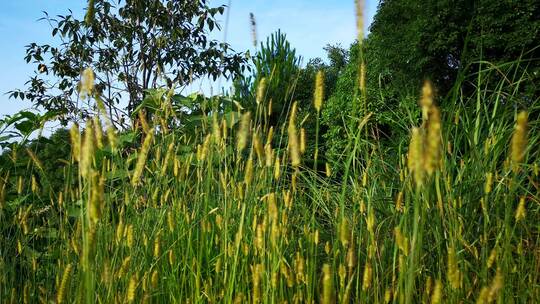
<box><xmin>367</xmin><ymin>0</ymin><xmax>540</xmax><ymax>96</ymax></box>
<box><xmin>10</xmin><ymin>0</ymin><xmax>248</xmax><ymax>126</ymax></box>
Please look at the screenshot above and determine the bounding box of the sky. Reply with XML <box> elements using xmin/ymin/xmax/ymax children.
<box><xmin>0</xmin><ymin>0</ymin><xmax>377</xmax><ymax>118</ymax></box>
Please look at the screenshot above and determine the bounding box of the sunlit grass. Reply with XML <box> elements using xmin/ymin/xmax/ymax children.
<box><xmin>1</xmin><ymin>58</ymin><xmax>538</xmax><ymax>304</ymax></box>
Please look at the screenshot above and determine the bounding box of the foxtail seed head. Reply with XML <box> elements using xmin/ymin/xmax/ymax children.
<box><xmin>256</xmin><ymin>77</ymin><xmax>267</xmax><ymax>105</ymax></box>
<box><xmin>56</xmin><ymin>263</ymin><xmax>73</xmax><ymax>304</ymax></box>
<box><xmin>80</xmin><ymin>120</ymin><xmax>95</xmax><ymax>180</ymax></box>
<box><xmin>484</xmin><ymin>172</ymin><xmax>493</xmax><ymax>194</ymax></box>
<box><xmin>131</xmin><ymin>130</ymin><xmax>154</xmax><ymax>186</ymax></box>
<box><xmin>362</xmin><ymin>261</ymin><xmax>372</xmax><ymax>291</ymax></box>
<box><xmin>447</xmin><ymin>247</ymin><xmax>462</xmax><ymax>289</ymax></box>
<box><xmin>79</xmin><ymin>68</ymin><xmax>94</xmax><ymax>99</ymax></box>
<box><xmin>420</xmin><ymin>80</ymin><xmax>434</xmax><ymax>121</ymax></box>
<box><xmin>321</xmin><ymin>264</ymin><xmax>334</xmax><ymax>304</ymax></box>
<box><xmin>288</xmin><ymin>102</ymin><xmax>301</xmax><ymax>167</ymax></box>
<box><xmin>408</xmin><ymin>127</ymin><xmax>424</xmax><ymax>187</ymax></box>
<box><xmin>515</xmin><ymin>196</ymin><xmax>526</xmax><ymax>222</ymax></box>
<box><xmin>126</xmin><ymin>274</ymin><xmax>137</xmax><ymax>303</ymax></box>
<box><xmin>314</xmin><ymin>70</ymin><xmax>324</xmax><ymax>112</ymax></box>
<box><xmin>236</xmin><ymin>112</ymin><xmax>251</xmax><ymax>154</ymax></box>
<box><xmin>431</xmin><ymin>280</ymin><xmax>443</xmax><ymax>304</ymax></box>
<box><xmin>511</xmin><ymin>111</ymin><xmax>528</xmax><ymax>172</ymax></box>
<box><xmin>300</xmin><ymin>128</ymin><xmax>306</xmax><ymax>154</ymax></box>
<box><xmin>425</xmin><ymin>105</ymin><xmax>441</xmax><ymax>175</ymax></box>
<box><xmin>69</xmin><ymin>124</ymin><xmax>81</xmax><ymax>161</ymax></box>
<box><xmin>355</xmin><ymin>0</ymin><xmax>365</xmax><ymax>42</ymax></box>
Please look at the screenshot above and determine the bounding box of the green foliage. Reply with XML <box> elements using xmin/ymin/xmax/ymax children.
<box><xmin>1</xmin><ymin>60</ymin><xmax>539</xmax><ymax>302</ymax></box>
<box><xmin>9</xmin><ymin>0</ymin><xmax>247</xmax><ymax>124</ymax></box>
<box><xmin>367</xmin><ymin>0</ymin><xmax>540</xmax><ymax>95</ymax></box>
<box><xmin>235</xmin><ymin>30</ymin><xmax>301</xmax><ymax>128</ymax></box>
<box><xmin>1</xmin><ymin>1</ymin><xmax>540</xmax><ymax>302</ymax></box>
<box><xmin>0</xmin><ymin>128</ymin><xmax>74</xmax><ymax>204</ymax></box>
<box><xmin>0</xmin><ymin>110</ymin><xmax>62</xmax><ymax>147</ymax></box>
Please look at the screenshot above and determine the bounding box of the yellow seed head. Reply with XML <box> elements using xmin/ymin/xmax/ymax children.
<box><xmin>273</xmin><ymin>157</ymin><xmax>281</xmax><ymax>180</ymax></box>
<box><xmin>151</xmin><ymin>270</ymin><xmax>158</xmax><ymax>289</ymax></box>
<box><xmin>288</xmin><ymin>102</ymin><xmax>301</xmax><ymax>166</ymax></box>
<box><xmin>359</xmin><ymin>61</ymin><xmax>366</xmax><ymax>92</ymax></box>
<box><xmin>394</xmin><ymin>227</ymin><xmax>409</xmax><ymax>256</ymax></box>
<box><xmin>264</xmin><ymin>143</ymin><xmax>274</xmax><ymax>167</ymax></box>
<box><xmin>362</xmin><ymin>261</ymin><xmax>372</xmax><ymax>291</ymax></box>
<box><xmin>425</xmin><ymin>106</ymin><xmax>441</xmax><ymax>175</ymax></box>
<box><xmin>268</xmin><ymin>98</ymin><xmax>273</xmax><ymax>116</ymax></box>
<box><xmin>487</xmin><ymin>269</ymin><xmax>503</xmax><ymax>302</ymax></box>
<box><xmin>347</xmin><ymin>246</ymin><xmax>357</xmax><ymax>270</ymax></box>
<box><xmin>431</xmin><ymin>279</ymin><xmax>443</xmax><ymax>304</ymax></box>
<box><xmin>355</xmin><ymin>0</ymin><xmax>365</xmax><ymax>42</ymax></box>
<box><xmin>395</xmin><ymin>191</ymin><xmax>404</xmax><ymax>212</ymax></box>
<box><xmin>366</xmin><ymin>209</ymin><xmax>375</xmax><ymax>235</ymax></box>
<box><xmin>117</xmin><ymin>256</ymin><xmax>131</xmax><ymax>278</ymax></box>
<box><xmin>85</xmin><ymin>0</ymin><xmax>95</xmax><ymax>24</ymax></box>
<box><xmin>31</xmin><ymin>175</ymin><xmax>39</xmax><ymax>193</ymax></box>
<box><xmin>484</xmin><ymin>172</ymin><xmax>493</xmax><ymax>194</ymax></box>
<box><xmin>236</xmin><ymin>112</ymin><xmax>251</xmax><ymax>154</ymax></box>
<box><xmin>244</xmin><ymin>154</ymin><xmax>254</xmax><ymax>186</ymax></box>
<box><xmin>126</xmin><ymin>225</ymin><xmax>134</xmax><ymax>248</ymax></box>
<box><xmin>314</xmin><ymin>70</ymin><xmax>324</xmax><ymax>112</ymax></box>
<box><xmin>126</xmin><ymin>274</ymin><xmax>137</xmax><ymax>303</ymax></box>
<box><xmin>487</xmin><ymin>247</ymin><xmax>497</xmax><ymax>269</ymax></box>
<box><xmin>221</xmin><ymin>119</ymin><xmax>228</xmax><ymax>141</ymax></box>
<box><xmin>116</xmin><ymin>219</ymin><xmax>124</xmax><ymax>245</ymax></box>
<box><xmin>137</xmin><ymin>110</ymin><xmax>150</xmax><ymax>134</ymax></box>
<box><xmin>252</xmin><ymin>263</ymin><xmax>262</xmax><ymax>303</ymax></box>
<box><xmin>325</xmin><ymin>162</ymin><xmax>332</xmax><ymax>177</ymax></box>
<box><xmin>106</xmin><ymin>125</ymin><xmax>117</xmax><ymax>150</ymax></box>
<box><xmin>420</xmin><ymin>80</ymin><xmax>434</xmax><ymax>121</ymax></box>
<box><xmin>515</xmin><ymin>196</ymin><xmax>526</xmax><ymax>222</ymax></box>
<box><xmin>447</xmin><ymin>247</ymin><xmax>461</xmax><ymax>289</ymax></box>
<box><xmin>325</xmin><ymin>241</ymin><xmax>331</xmax><ymax>255</ymax></box>
<box><xmin>384</xmin><ymin>288</ymin><xmax>392</xmax><ymax>303</ymax></box>
<box><xmin>162</xmin><ymin>143</ymin><xmax>175</xmax><ymax>175</ymax></box>
<box><xmin>476</xmin><ymin>287</ymin><xmax>489</xmax><ymax>304</ymax></box>
<box><xmin>80</xmin><ymin>120</ymin><xmax>95</xmax><ymax>179</ymax></box>
<box><xmin>408</xmin><ymin>127</ymin><xmax>424</xmax><ymax>187</ymax></box>
<box><xmin>253</xmin><ymin>132</ymin><xmax>264</xmax><ymax>161</ymax></box>
<box><xmin>26</xmin><ymin>149</ymin><xmax>43</xmax><ymax>171</ymax></box>
<box><xmin>321</xmin><ymin>264</ymin><xmax>334</xmax><ymax>304</ymax></box>
<box><xmin>339</xmin><ymin>218</ymin><xmax>350</xmax><ymax>248</ymax></box>
<box><xmin>88</xmin><ymin>172</ymin><xmax>104</xmax><ymax>224</ymax></box>
<box><xmin>93</xmin><ymin>116</ymin><xmax>103</xmax><ymax>149</ymax></box>
<box><xmin>300</xmin><ymin>128</ymin><xmax>306</xmax><ymax>154</ymax></box>
<box><xmin>153</xmin><ymin>235</ymin><xmax>160</xmax><ymax>258</ymax></box>
<box><xmin>56</xmin><ymin>263</ymin><xmax>73</xmax><ymax>304</ymax></box>
<box><xmin>17</xmin><ymin>176</ymin><xmax>23</xmax><ymax>195</ymax></box>
<box><xmin>168</xmin><ymin>250</ymin><xmax>175</xmax><ymax>267</ymax></box>
<box><xmin>511</xmin><ymin>111</ymin><xmax>528</xmax><ymax>171</ymax></box>
<box><xmin>79</xmin><ymin>68</ymin><xmax>94</xmax><ymax>99</ymax></box>
<box><xmin>132</xmin><ymin>130</ymin><xmax>154</xmax><ymax>186</ymax></box>
<box><xmin>295</xmin><ymin>252</ymin><xmax>306</xmax><ymax>283</ymax></box>
<box><xmin>256</xmin><ymin>77</ymin><xmax>267</xmax><ymax>105</ymax></box>
<box><xmin>267</xmin><ymin>192</ymin><xmax>278</xmax><ymax>222</ymax></box>
<box><xmin>314</xmin><ymin>229</ymin><xmax>320</xmax><ymax>245</ymax></box>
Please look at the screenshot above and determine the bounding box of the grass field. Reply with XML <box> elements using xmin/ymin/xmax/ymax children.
<box><xmin>0</xmin><ymin>3</ymin><xmax>539</xmax><ymax>304</ymax></box>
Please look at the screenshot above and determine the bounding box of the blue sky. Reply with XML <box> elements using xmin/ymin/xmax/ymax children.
<box><xmin>0</xmin><ymin>0</ymin><xmax>376</xmax><ymax>117</ymax></box>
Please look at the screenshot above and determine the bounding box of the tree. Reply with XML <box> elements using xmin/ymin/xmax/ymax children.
<box><xmin>10</xmin><ymin>0</ymin><xmax>248</xmax><ymax>126</ymax></box>
<box><xmin>367</xmin><ymin>0</ymin><xmax>540</xmax><ymax>97</ymax></box>
<box><xmin>234</xmin><ymin>30</ymin><xmax>301</xmax><ymax>129</ymax></box>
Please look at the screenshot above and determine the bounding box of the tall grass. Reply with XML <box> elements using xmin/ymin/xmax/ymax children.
<box><xmin>1</xmin><ymin>13</ymin><xmax>539</xmax><ymax>304</ymax></box>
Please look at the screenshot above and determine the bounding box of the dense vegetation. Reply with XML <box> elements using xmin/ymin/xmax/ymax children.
<box><xmin>1</xmin><ymin>0</ymin><xmax>539</xmax><ymax>303</ymax></box>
